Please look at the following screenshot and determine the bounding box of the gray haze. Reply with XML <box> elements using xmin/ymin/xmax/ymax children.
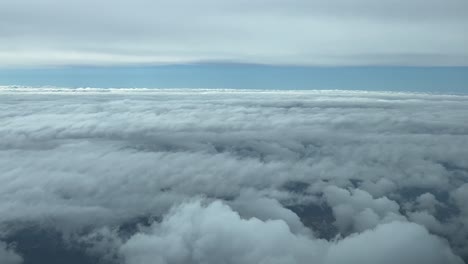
<box><xmin>1</xmin><ymin>0</ymin><xmax>468</xmax><ymax>67</ymax></box>
<box><xmin>0</xmin><ymin>87</ymin><xmax>467</xmax><ymax>263</ymax></box>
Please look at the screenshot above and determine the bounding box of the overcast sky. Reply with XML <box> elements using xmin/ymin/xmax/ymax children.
<box><xmin>1</xmin><ymin>0</ymin><xmax>468</xmax><ymax>67</ymax></box>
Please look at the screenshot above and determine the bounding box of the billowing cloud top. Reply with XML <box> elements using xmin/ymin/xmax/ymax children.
<box><xmin>1</xmin><ymin>0</ymin><xmax>468</xmax><ymax>67</ymax></box>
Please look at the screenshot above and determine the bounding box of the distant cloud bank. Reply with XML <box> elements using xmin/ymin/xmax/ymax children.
<box><xmin>1</xmin><ymin>0</ymin><xmax>467</xmax><ymax>67</ymax></box>
<box><xmin>0</xmin><ymin>87</ymin><xmax>467</xmax><ymax>264</ymax></box>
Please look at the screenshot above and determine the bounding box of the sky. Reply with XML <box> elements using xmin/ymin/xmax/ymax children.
<box><xmin>0</xmin><ymin>0</ymin><xmax>467</xmax><ymax>92</ymax></box>
<box><xmin>1</xmin><ymin>65</ymin><xmax>468</xmax><ymax>93</ymax></box>
<box><xmin>1</xmin><ymin>2</ymin><xmax>468</xmax><ymax>263</ymax></box>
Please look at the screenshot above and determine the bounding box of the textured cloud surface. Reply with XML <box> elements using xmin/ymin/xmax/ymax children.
<box><xmin>0</xmin><ymin>87</ymin><xmax>467</xmax><ymax>263</ymax></box>
<box><xmin>0</xmin><ymin>242</ymin><xmax>22</xmax><ymax>264</ymax></box>
<box><xmin>121</xmin><ymin>200</ymin><xmax>328</xmax><ymax>264</ymax></box>
<box><xmin>1</xmin><ymin>0</ymin><xmax>468</xmax><ymax>66</ymax></box>
<box><xmin>121</xmin><ymin>200</ymin><xmax>462</xmax><ymax>264</ymax></box>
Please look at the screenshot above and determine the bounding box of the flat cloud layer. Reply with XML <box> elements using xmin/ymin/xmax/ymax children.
<box><xmin>0</xmin><ymin>87</ymin><xmax>467</xmax><ymax>263</ymax></box>
<box><xmin>1</xmin><ymin>0</ymin><xmax>468</xmax><ymax>66</ymax></box>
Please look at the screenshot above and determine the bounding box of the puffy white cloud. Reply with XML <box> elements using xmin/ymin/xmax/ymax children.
<box><xmin>408</xmin><ymin>211</ymin><xmax>447</xmax><ymax>235</ymax></box>
<box><xmin>414</xmin><ymin>193</ymin><xmax>443</xmax><ymax>214</ymax></box>
<box><xmin>359</xmin><ymin>178</ymin><xmax>397</xmax><ymax>198</ymax></box>
<box><xmin>323</xmin><ymin>186</ymin><xmax>404</xmax><ymax>233</ymax></box>
<box><xmin>450</xmin><ymin>184</ymin><xmax>468</xmax><ymax>257</ymax></box>
<box><xmin>452</xmin><ymin>184</ymin><xmax>468</xmax><ymax>215</ymax></box>
<box><xmin>229</xmin><ymin>189</ymin><xmax>312</xmax><ymax>236</ymax></box>
<box><xmin>120</xmin><ymin>199</ymin><xmax>463</xmax><ymax>264</ymax></box>
<box><xmin>324</xmin><ymin>219</ymin><xmax>464</xmax><ymax>264</ymax></box>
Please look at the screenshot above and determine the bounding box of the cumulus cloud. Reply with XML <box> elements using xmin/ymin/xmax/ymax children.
<box><xmin>452</xmin><ymin>184</ymin><xmax>468</xmax><ymax>215</ymax></box>
<box><xmin>229</xmin><ymin>189</ymin><xmax>313</xmax><ymax>236</ymax></box>
<box><xmin>0</xmin><ymin>0</ymin><xmax>467</xmax><ymax>66</ymax></box>
<box><xmin>323</xmin><ymin>186</ymin><xmax>405</xmax><ymax>233</ymax></box>
<box><xmin>0</xmin><ymin>87</ymin><xmax>467</xmax><ymax>263</ymax></box>
<box><xmin>407</xmin><ymin>211</ymin><xmax>447</xmax><ymax>235</ymax></box>
<box><xmin>120</xmin><ymin>199</ymin><xmax>463</xmax><ymax>264</ymax></box>
<box><xmin>324</xmin><ymin>219</ymin><xmax>463</xmax><ymax>264</ymax></box>
<box><xmin>413</xmin><ymin>192</ymin><xmax>444</xmax><ymax>214</ymax></box>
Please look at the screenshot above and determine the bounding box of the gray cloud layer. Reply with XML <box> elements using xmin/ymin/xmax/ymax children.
<box><xmin>0</xmin><ymin>87</ymin><xmax>467</xmax><ymax>263</ymax></box>
<box><xmin>0</xmin><ymin>242</ymin><xmax>22</xmax><ymax>264</ymax></box>
<box><xmin>1</xmin><ymin>0</ymin><xmax>468</xmax><ymax>67</ymax></box>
